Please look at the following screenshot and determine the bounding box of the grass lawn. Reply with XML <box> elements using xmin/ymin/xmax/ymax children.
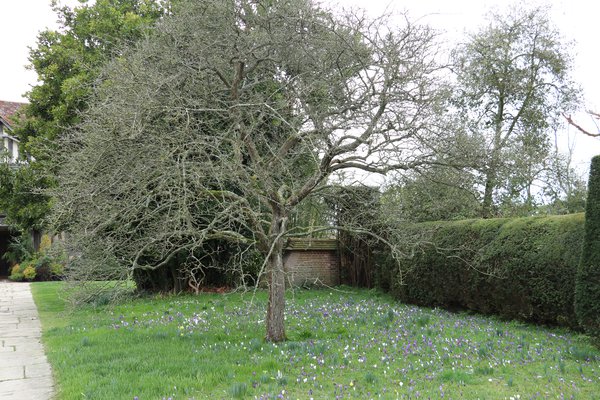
<box><xmin>31</xmin><ymin>282</ymin><xmax>600</xmax><ymax>399</ymax></box>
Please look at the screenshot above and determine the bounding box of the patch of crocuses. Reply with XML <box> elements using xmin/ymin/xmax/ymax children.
<box><xmin>116</xmin><ymin>289</ymin><xmax>599</xmax><ymax>399</ymax></box>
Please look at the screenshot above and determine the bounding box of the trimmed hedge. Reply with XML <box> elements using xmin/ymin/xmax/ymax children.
<box><xmin>576</xmin><ymin>155</ymin><xmax>600</xmax><ymax>339</ymax></box>
<box><xmin>378</xmin><ymin>213</ymin><xmax>584</xmax><ymax>329</ymax></box>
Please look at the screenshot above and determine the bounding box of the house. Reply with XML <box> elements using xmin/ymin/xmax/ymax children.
<box><xmin>0</xmin><ymin>100</ymin><xmax>24</xmax><ymax>164</ymax></box>
<box><xmin>0</xmin><ymin>100</ymin><xmax>26</xmax><ymax>277</ymax></box>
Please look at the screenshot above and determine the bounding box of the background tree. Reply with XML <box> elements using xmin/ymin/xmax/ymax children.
<box><xmin>452</xmin><ymin>5</ymin><xmax>580</xmax><ymax>218</ymax></box>
<box><xmin>539</xmin><ymin>138</ymin><xmax>587</xmax><ymax>214</ymax></box>
<box><xmin>0</xmin><ymin>0</ymin><xmax>168</xmax><ymax>233</ymax></box>
<box><xmin>53</xmin><ymin>0</ymin><xmax>446</xmax><ymax>342</ymax></box>
<box><xmin>382</xmin><ymin>166</ymin><xmax>480</xmax><ymax>222</ymax></box>
<box><xmin>20</xmin><ymin>0</ymin><xmax>168</xmax><ymax>149</ymax></box>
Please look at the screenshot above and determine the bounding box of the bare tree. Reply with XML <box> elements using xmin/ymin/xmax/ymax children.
<box><xmin>53</xmin><ymin>0</ymin><xmax>446</xmax><ymax>342</ymax></box>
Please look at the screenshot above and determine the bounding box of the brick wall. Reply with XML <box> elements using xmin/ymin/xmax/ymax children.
<box><xmin>283</xmin><ymin>249</ymin><xmax>339</xmax><ymax>287</ymax></box>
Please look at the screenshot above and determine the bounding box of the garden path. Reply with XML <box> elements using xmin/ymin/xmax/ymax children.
<box><xmin>0</xmin><ymin>281</ymin><xmax>54</xmax><ymax>399</ymax></box>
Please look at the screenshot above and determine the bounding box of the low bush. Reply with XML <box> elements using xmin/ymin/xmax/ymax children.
<box><xmin>7</xmin><ymin>234</ymin><xmax>66</xmax><ymax>282</ymax></box>
<box><xmin>377</xmin><ymin>213</ymin><xmax>584</xmax><ymax>329</ymax></box>
<box><xmin>9</xmin><ymin>260</ymin><xmax>37</xmax><ymax>282</ymax></box>
<box><xmin>9</xmin><ymin>263</ymin><xmax>27</xmax><ymax>281</ymax></box>
<box><xmin>50</xmin><ymin>262</ymin><xmax>64</xmax><ymax>277</ymax></box>
<box><xmin>23</xmin><ymin>265</ymin><xmax>37</xmax><ymax>281</ymax></box>
<box><xmin>34</xmin><ymin>254</ymin><xmax>54</xmax><ymax>281</ymax></box>
<box><xmin>11</xmin><ymin>264</ymin><xmax>21</xmax><ymax>276</ymax></box>
<box><xmin>132</xmin><ymin>245</ymin><xmax>262</xmax><ymax>294</ymax></box>
<box><xmin>8</xmin><ymin>272</ymin><xmax>24</xmax><ymax>282</ymax></box>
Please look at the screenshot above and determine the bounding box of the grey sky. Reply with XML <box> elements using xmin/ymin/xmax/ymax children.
<box><xmin>1</xmin><ymin>0</ymin><xmax>598</xmax><ymax>169</ymax></box>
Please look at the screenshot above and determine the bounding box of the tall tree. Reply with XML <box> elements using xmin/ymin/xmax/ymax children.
<box><xmin>53</xmin><ymin>0</ymin><xmax>446</xmax><ymax>341</ymax></box>
<box><xmin>20</xmin><ymin>0</ymin><xmax>168</xmax><ymax>149</ymax></box>
<box><xmin>0</xmin><ymin>0</ymin><xmax>168</xmax><ymax>232</ymax></box>
<box><xmin>452</xmin><ymin>5</ymin><xmax>580</xmax><ymax>217</ymax></box>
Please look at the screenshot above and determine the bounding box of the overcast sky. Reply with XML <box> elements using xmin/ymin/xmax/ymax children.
<box><xmin>1</xmin><ymin>0</ymin><xmax>598</xmax><ymax>170</ymax></box>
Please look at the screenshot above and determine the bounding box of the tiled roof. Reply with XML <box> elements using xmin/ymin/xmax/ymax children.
<box><xmin>0</xmin><ymin>100</ymin><xmax>26</xmax><ymax>128</ymax></box>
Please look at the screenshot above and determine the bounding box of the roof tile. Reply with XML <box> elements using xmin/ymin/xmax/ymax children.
<box><xmin>0</xmin><ymin>100</ymin><xmax>26</xmax><ymax>128</ymax></box>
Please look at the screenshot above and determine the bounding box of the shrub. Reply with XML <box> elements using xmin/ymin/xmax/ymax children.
<box><xmin>50</xmin><ymin>262</ymin><xmax>64</xmax><ymax>278</ymax></box>
<box><xmin>9</xmin><ymin>263</ymin><xmax>26</xmax><ymax>281</ymax></box>
<box><xmin>11</xmin><ymin>264</ymin><xmax>21</xmax><ymax>276</ymax></box>
<box><xmin>2</xmin><ymin>235</ymin><xmax>34</xmax><ymax>265</ymax></box>
<box><xmin>8</xmin><ymin>272</ymin><xmax>24</xmax><ymax>282</ymax></box>
<box><xmin>7</xmin><ymin>238</ymin><xmax>67</xmax><ymax>282</ymax></box>
<box><xmin>39</xmin><ymin>234</ymin><xmax>52</xmax><ymax>253</ymax></box>
<box><xmin>34</xmin><ymin>254</ymin><xmax>54</xmax><ymax>281</ymax></box>
<box><xmin>133</xmin><ymin>244</ymin><xmax>262</xmax><ymax>293</ymax></box>
<box><xmin>576</xmin><ymin>155</ymin><xmax>600</xmax><ymax>340</ymax></box>
<box><xmin>378</xmin><ymin>213</ymin><xmax>584</xmax><ymax>329</ymax></box>
<box><xmin>23</xmin><ymin>265</ymin><xmax>36</xmax><ymax>281</ymax></box>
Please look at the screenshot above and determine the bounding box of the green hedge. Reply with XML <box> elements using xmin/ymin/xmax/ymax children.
<box><xmin>378</xmin><ymin>213</ymin><xmax>584</xmax><ymax>329</ymax></box>
<box><xmin>576</xmin><ymin>156</ymin><xmax>600</xmax><ymax>339</ymax></box>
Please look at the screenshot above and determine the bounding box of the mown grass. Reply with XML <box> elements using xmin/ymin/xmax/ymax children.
<box><xmin>31</xmin><ymin>282</ymin><xmax>600</xmax><ymax>399</ymax></box>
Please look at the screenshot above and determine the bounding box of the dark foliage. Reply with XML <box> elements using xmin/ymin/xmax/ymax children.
<box><xmin>377</xmin><ymin>214</ymin><xmax>584</xmax><ymax>329</ymax></box>
<box><xmin>330</xmin><ymin>186</ymin><xmax>380</xmax><ymax>287</ymax></box>
<box><xmin>576</xmin><ymin>156</ymin><xmax>600</xmax><ymax>340</ymax></box>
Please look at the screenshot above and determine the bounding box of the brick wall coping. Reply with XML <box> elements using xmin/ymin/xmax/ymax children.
<box><xmin>285</xmin><ymin>238</ymin><xmax>338</xmax><ymax>251</ymax></box>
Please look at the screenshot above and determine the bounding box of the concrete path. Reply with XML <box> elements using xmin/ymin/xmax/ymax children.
<box><xmin>0</xmin><ymin>281</ymin><xmax>54</xmax><ymax>399</ymax></box>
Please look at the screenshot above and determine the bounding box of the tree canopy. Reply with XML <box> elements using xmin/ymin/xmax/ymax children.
<box><xmin>20</xmin><ymin>0</ymin><xmax>167</xmax><ymax>149</ymax></box>
<box><xmin>451</xmin><ymin>5</ymin><xmax>580</xmax><ymax>217</ymax></box>
<box><xmin>53</xmin><ymin>0</ymin><xmax>447</xmax><ymax>341</ymax></box>
<box><xmin>0</xmin><ymin>0</ymin><xmax>168</xmax><ymax>232</ymax></box>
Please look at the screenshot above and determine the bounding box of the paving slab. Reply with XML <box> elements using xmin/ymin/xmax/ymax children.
<box><xmin>0</xmin><ymin>282</ymin><xmax>54</xmax><ymax>400</ymax></box>
<box><xmin>25</xmin><ymin>362</ymin><xmax>53</xmax><ymax>379</ymax></box>
<box><xmin>0</xmin><ymin>367</ymin><xmax>23</xmax><ymax>382</ymax></box>
<box><xmin>0</xmin><ymin>377</ymin><xmax>54</xmax><ymax>399</ymax></box>
<box><xmin>0</xmin><ymin>329</ymin><xmax>46</xmax><ymax>339</ymax></box>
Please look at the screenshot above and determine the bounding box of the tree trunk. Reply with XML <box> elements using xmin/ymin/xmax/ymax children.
<box><xmin>482</xmin><ymin>105</ymin><xmax>505</xmax><ymax>219</ymax></box>
<box><xmin>265</xmin><ymin>214</ymin><xmax>287</xmax><ymax>342</ymax></box>
<box><xmin>482</xmin><ymin>171</ymin><xmax>495</xmax><ymax>218</ymax></box>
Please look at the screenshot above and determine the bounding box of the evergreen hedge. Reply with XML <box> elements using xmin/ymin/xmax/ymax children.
<box><xmin>576</xmin><ymin>155</ymin><xmax>600</xmax><ymax>339</ymax></box>
<box><xmin>378</xmin><ymin>213</ymin><xmax>584</xmax><ymax>329</ymax></box>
